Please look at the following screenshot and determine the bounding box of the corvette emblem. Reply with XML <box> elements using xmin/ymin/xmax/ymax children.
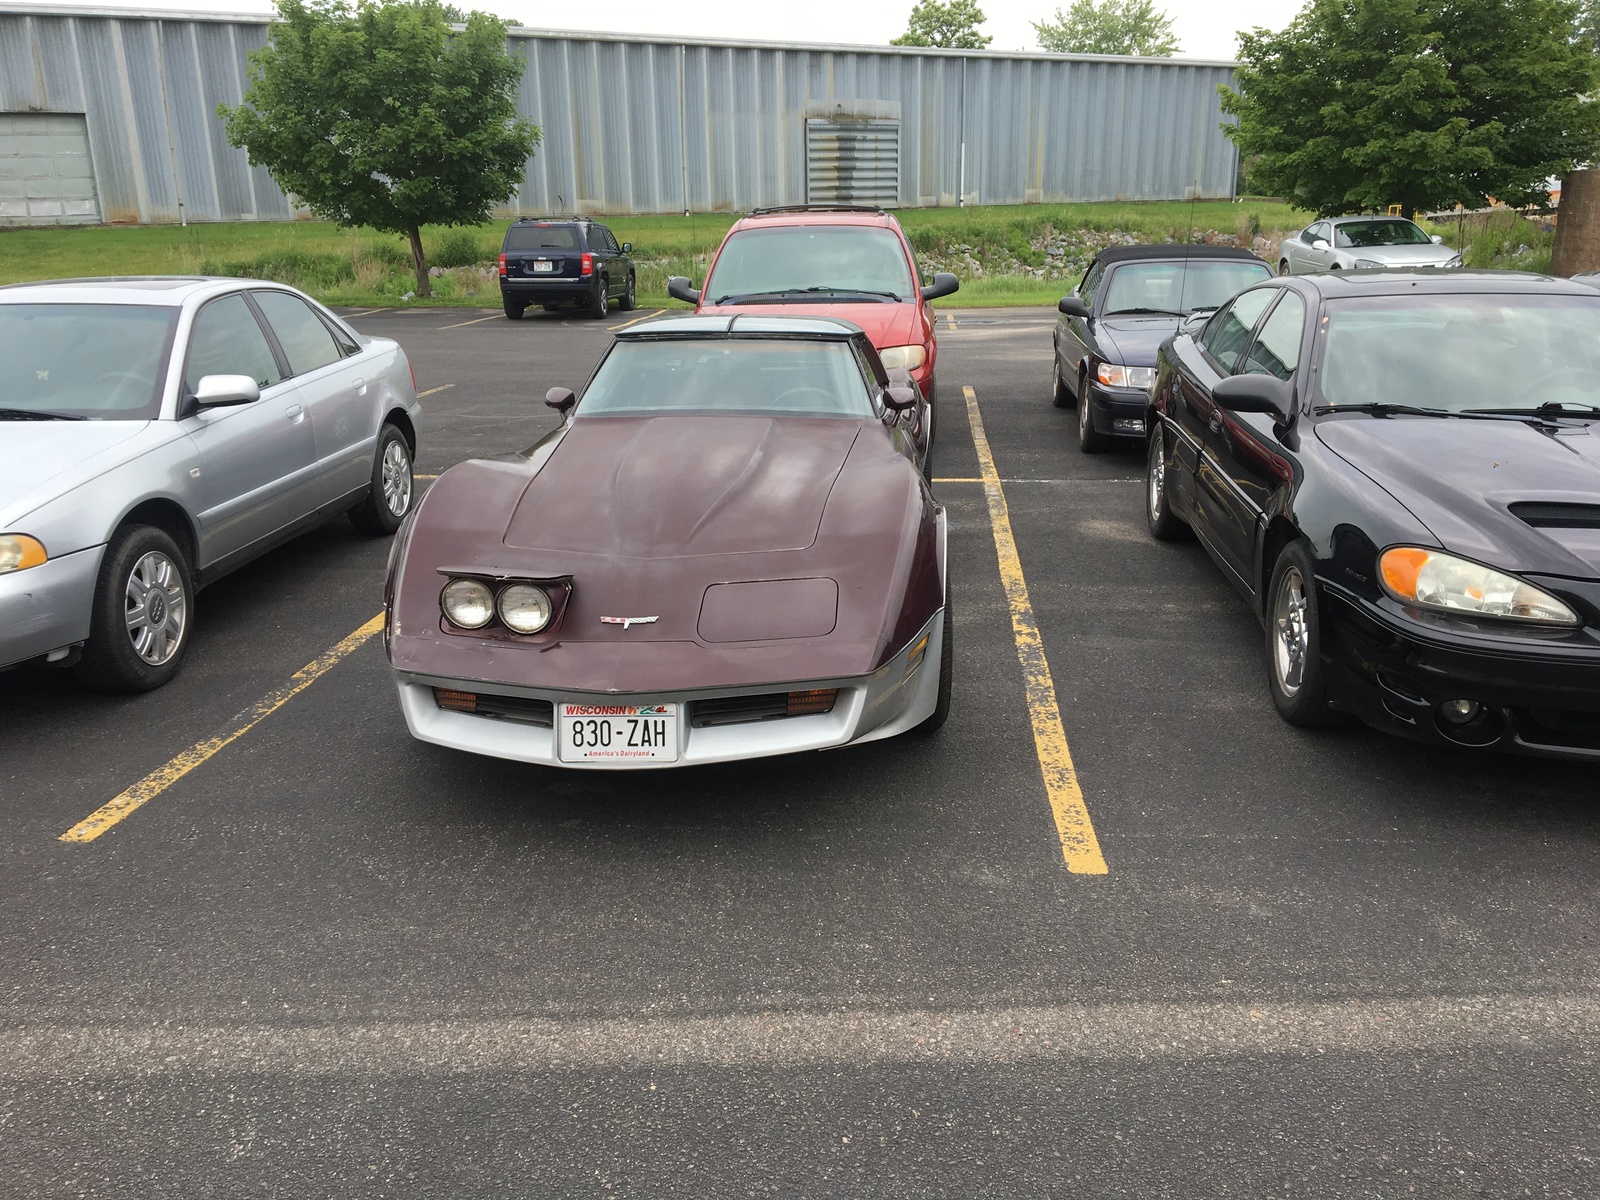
<box><xmin>600</xmin><ymin>615</ymin><xmax>659</xmax><ymax>629</ymax></box>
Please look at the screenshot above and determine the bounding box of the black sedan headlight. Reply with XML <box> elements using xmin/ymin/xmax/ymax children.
<box><xmin>1380</xmin><ymin>548</ymin><xmax>1580</xmax><ymax>625</ymax></box>
<box><xmin>1096</xmin><ymin>363</ymin><xmax>1156</xmax><ymax>389</ymax></box>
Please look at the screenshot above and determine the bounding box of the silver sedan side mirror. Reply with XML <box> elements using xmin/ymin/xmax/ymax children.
<box><xmin>193</xmin><ymin>374</ymin><xmax>260</xmax><ymax>407</ymax></box>
<box><xmin>1431</xmin><ymin>234</ymin><xmax>1443</xmax><ymax>244</ymax></box>
<box><xmin>1310</xmin><ymin>238</ymin><xmax>1330</xmax><ymax>251</ymax></box>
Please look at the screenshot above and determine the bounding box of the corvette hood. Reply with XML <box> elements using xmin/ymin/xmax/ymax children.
<box><xmin>696</xmin><ymin>300</ymin><xmax>921</xmax><ymax>350</ymax></box>
<box><xmin>504</xmin><ymin>415</ymin><xmax>861</xmax><ymax>556</ymax></box>
<box><xmin>0</xmin><ymin>421</ymin><xmax>152</xmax><ymax>525</ymax></box>
<box><xmin>1316</xmin><ymin>417</ymin><xmax>1600</xmax><ymax>576</ymax></box>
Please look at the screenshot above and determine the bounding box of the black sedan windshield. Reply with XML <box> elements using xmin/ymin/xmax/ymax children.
<box><xmin>0</xmin><ymin>303</ymin><xmax>177</xmax><ymax>420</ymax></box>
<box><xmin>1319</xmin><ymin>294</ymin><xmax>1600</xmax><ymax>414</ymax></box>
<box><xmin>579</xmin><ymin>339</ymin><xmax>875</xmax><ymax>417</ymax></box>
<box><xmin>705</xmin><ymin>227</ymin><xmax>915</xmax><ymax>302</ymax></box>
<box><xmin>1334</xmin><ymin>219</ymin><xmax>1433</xmax><ymax>248</ymax></box>
<box><xmin>1101</xmin><ymin>259</ymin><xmax>1273</xmax><ymax>316</ymax></box>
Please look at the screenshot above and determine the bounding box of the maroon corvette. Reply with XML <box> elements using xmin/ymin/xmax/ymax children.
<box><xmin>384</xmin><ymin>314</ymin><xmax>951</xmax><ymax>768</ymax></box>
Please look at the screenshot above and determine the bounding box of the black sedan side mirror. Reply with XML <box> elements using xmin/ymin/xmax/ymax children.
<box><xmin>667</xmin><ymin>276</ymin><xmax>701</xmax><ymax>304</ymax></box>
<box><xmin>621</xmin><ymin>241</ymin><xmax>632</xmax><ymax>253</ymax></box>
<box><xmin>1214</xmin><ymin>374</ymin><xmax>1294</xmax><ymax>422</ymax></box>
<box><xmin>920</xmin><ymin>272</ymin><xmax>960</xmax><ymax>301</ymax></box>
<box><xmin>882</xmin><ymin>385</ymin><xmax>918</xmax><ymax>412</ymax></box>
<box><xmin>1058</xmin><ymin>296</ymin><xmax>1091</xmax><ymax>319</ymax></box>
<box><xmin>545</xmin><ymin>386</ymin><xmax>576</xmax><ymax>414</ymax></box>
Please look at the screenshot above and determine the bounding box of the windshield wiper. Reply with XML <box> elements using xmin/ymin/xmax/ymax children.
<box><xmin>0</xmin><ymin>406</ymin><xmax>86</xmax><ymax>420</ymax></box>
<box><xmin>1104</xmin><ymin>307</ymin><xmax>1187</xmax><ymax>317</ymax></box>
<box><xmin>1318</xmin><ymin>403</ymin><xmax>1562</xmax><ymax>426</ymax></box>
<box><xmin>1467</xmin><ymin>402</ymin><xmax>1600</xmax><ymax>418</ymax></box>
<box><xmin>714</xmin><ymin>286</ymin><xmax>902</xmax><ymax>304</ymax></box>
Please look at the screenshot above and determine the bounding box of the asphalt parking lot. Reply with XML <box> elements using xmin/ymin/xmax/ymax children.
<box><xmin>5</xmin><ymin>304</ymin><xmax>1600</xmax><ymax>1197</ymax></box>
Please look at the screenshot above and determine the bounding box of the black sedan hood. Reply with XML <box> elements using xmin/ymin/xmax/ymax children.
<box><xmin>1316</xmin><ymin>417</ymin><xmax>1600</xmax><ymax>577</ymax></box>
<box><xmin>1095</xmin><ymin>314</ymin><xmax>1182</xmax><ymax>366</ymax></box>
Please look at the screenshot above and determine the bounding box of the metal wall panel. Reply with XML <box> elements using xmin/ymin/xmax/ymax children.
<box><xmin>0</xmin><ymin>5</ymin><xmax>1240</xmax><ymax>223</ymax></box>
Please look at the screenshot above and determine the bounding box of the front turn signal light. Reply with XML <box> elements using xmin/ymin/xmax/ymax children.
<box><xmin>1379</xmin><ymin>547</ymin><xmax>1580</xmax><ymax>625</ymax></box>
<box><xmin>0</xmin><ymin>534</ymin><xmax>47</xmax><ymax>574</ymax></box>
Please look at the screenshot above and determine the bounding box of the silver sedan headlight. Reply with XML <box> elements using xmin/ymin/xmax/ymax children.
<box><xmin>497</xmin><ymin>583</ymin><xmax>553</xmax><ymax>634</ymax></box>
<box><xmin>1354</xmin><ymin>258</ymin><xmax>1386</xmax><ymax>269</ymax></box>
<box><xmin>440</xmin><ymin>578</ymin><xmax>495</xmax><ymax>629</ymax></box>
<box><xmin>0</xmin><ymin>534</ymin><xmax>47</xmax><ymax>574</ymax></box>
<box><xmin>1445</xmin><ymin>253</ymin><xmax>1464</xmax><ymax>268</ymax></box>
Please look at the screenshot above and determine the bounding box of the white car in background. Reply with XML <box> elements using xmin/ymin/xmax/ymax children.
<box><xmin>0</xmin><ymin>277</ymin><xmax>421</xmax><ymax>692</ymax></box>
<box><xmin>1278</xmin><ymin>216</ymin><xmax>1463</xmax><ymax>275</ymax></box>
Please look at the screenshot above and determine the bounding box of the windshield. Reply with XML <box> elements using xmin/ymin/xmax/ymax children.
<box><xmin>0</xmin><ymin>303</ymin><xmax>177</xmax><ymax>420</ymax></box>
<box><xmin>579</xmin><ymin>339</ymin><xmax>875</xmax><ymax>418</ymax></box>
<box><xmin>505</xmin><ymin>224</ymin><xmax>580</xmax><ymax>251</ymax></box>
<box><xmin>1100</xmin><ymin>259</ymin><xmax>1273</xmax><ymax>316</ymax></box>
<box><xmin>1319</xmin><ymin>294</ymin><xmax>1600</xmax><ymax>413</ymax></box>
<box><xmin>1334</xmin><ymin>220</ymin><xmax>1433</xmax><ymax>248</ymax></box>
<box><xmin>705</xmin><ymin>226</ymin><xmax>915</xmax><ymax>303</ymax></box>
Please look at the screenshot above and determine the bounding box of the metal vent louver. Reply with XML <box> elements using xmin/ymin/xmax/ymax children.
<box><xmin>805</xmin><ymin>119</ymin><xmax>901</xmax><ymax>208</ymax></box>
<box><xmin>1508</xmin><ymin>502</ymin><xmax>1600</xmax><ymax>528</ymax></box>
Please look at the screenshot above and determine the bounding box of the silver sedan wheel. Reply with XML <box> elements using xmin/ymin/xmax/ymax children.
<box><xmin>381</xmin><ymin>438</ymin><xmax>413</xmax><ymax>517</ymax></box>
<box><xmin>124</xmin><ymin>550</ymin><xmax>187</xmax><ymax>665</ymax></box>
<box><xmin>1272</xmin><ymin>565</ymin><xmax>1310</xmax><ymax>696</ymax></box>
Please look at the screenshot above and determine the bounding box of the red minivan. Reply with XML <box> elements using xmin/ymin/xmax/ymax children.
<box><xmin>668</xmin><ymin>205</ymin><xmax>958</xmax><ymax>407</ymax></box>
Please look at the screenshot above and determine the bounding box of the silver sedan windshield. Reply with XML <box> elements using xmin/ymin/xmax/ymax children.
<box><xmin>0</xmin><ymin>303</ymin><xmax>177</xmax><ymax>420</ymax></box>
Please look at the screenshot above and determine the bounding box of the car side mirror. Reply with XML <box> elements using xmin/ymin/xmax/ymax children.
<box><xmin>882</xmin><ymin>385</ymin><xmax>918</xmax><ymax>413</ymax></box>
<box><xmin>193</xmin><ymin>374</ymin><xmax>260</xmax><ymax>408</ymax></box>
<box><xmin>621</xmin><ymin>242</ymin><xmax>632</xmax><ymax>253</ymax></box>
<box><xmin>1311</xmin><ymin>238</ymin><xmax>1330</xmax><ymax>251</ymax></box>
<box><xmin>1214</xmin><ymin>373</ymin><xmax>1294</xmax><ymax>423</ymax></box>
<box><xmin>1179</xmin><ymin>310</ymin><xmax>1210</xmax><ymax>336</ymax></box>
<box><xmin>1058</xmin><ymin>296</ymin><xmax>1091</xmax><ymax>319</ymax></box>
<box><xmin>1430</xmin><ymin>234</ymin><xmax>1443</xmax><ymax>245</ymax></box>
<box><xmin>667</xmin><ymin>276</ymin><xmax>701</xmax><ymax>304</ymax></box>
<box><xmin>545</xmin><ymin>386</ymin><xmax>576</xmax><ymax>415</ymax></box>
<box><xmin>919</xmin><ymin>272</ymin><xmax>959</xmax><ymax>302</ymax></box>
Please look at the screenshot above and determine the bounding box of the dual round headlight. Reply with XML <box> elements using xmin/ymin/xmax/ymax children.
<box><xmin>440</xmin><ymin>579</ymin><xmax>554</xmax><ymax>634</ymax></box>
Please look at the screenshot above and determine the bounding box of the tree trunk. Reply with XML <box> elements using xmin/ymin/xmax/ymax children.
<box><xmin>1552</xmin><ymin>170</ymin><xmax>1600</xmax><ymax>277</ymax></box>
<box><xmin>407</xmin><ymin>225</ymin><xmax>432</xmax><ymax>298</ymax></box>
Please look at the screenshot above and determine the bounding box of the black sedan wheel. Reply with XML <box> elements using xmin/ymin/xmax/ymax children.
<box><xmin>1265</xmin><ymin>541</ymin><xmax>1342</xmax><ymax>727</ymax></box>
<box><xmin>1077</xmin><ymin>373</ymin><xmax>1112</xmax><ymax>453</ymax></box>
<box><xmin>76</xmin><ymin>524</ymin><xmax>193</xmax><ymax>693</ymax></box>
<box><xmin>1051</xmin><ymin>356</ymin><xmax>1072</xmax><ymax>408</ymax></box>
<box><xmin>1145</xmin><ymin>428</ymin><xmax>1189</xmax><ymax>540</ymax></box>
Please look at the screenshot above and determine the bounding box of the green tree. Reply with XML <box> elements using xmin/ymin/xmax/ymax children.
<box><xmin>1033</xmin><ymin>0</ymin><xmax>1178</xmax><ymax>56</ymax></box>
<box><xmin>220</xmin><ymin>0</ymin><xmax>539</xmax><ymax>297</ymax></box>
<box><xmin>891</xmin><ymin>0</ymin><xmax>993</xmax><ymax>48</ymax></box>
<box><xmin>1221</xmin><ymin>0</ymin><xmax>1600</xmax><ymax>219</ymax></box>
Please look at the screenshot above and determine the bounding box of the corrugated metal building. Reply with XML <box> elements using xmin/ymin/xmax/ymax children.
<box><xmin>0</xmin><ymin>3</ymin><xmax>1240</xmax><ymax>226</ymax></box>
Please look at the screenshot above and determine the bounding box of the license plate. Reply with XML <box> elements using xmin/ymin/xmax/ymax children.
<box><xmin>558</xmin><ymin>703</ymin><xmax>679</xmax><ymax>763</ymax></box>
<box><xmin>531</xmin><ymin>260</ymin><xmax>555</xmax><ymax>273</ymax></box>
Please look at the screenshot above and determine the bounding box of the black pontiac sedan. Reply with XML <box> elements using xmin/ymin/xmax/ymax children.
<box><xmin>1146</xmin><ymin>269</ymin><xmax>1600</xmax><ymax>759</ymax></box>
<box><xmin>1053</xmin><ymin>244</ymin><xmax>1272</xmax><ymax>452</ymax></box>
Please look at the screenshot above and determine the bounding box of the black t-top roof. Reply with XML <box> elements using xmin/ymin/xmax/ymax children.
<box><xmin>1093</xmin><ymin>243</ymin><xmax>1263</xmax><ymax>266</ymax></box>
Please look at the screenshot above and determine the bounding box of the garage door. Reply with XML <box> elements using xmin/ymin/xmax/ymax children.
<box><xmin>0</xmin><ymin>112</ymin><xmax>100</xmax><ymax>226</ymax></box>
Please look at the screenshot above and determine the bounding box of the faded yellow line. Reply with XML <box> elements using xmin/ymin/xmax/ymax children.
<box><xmin>932</xmin><ymin>477</ymin><xmax>983</xmax><ymax>483</ymax></box>
<box><xmin>415</xmin><ymin>383</ymin><xmax>455</xmax><ymax>399</ymax></box>
<box><xmin>439</xmin><ymin>314</ymin><xmax>499</xmax><ymax>330</ymax></box>
<box><xmin>346</xmin><ymin>307</ymin><xmax>390</xmax><ymax>318</ymax></box>
<box><xmin>60</xmin><ymin>613</ymin><xmax>386</xmax><ymax>843</ymax></box>
<box><xmin>606</xmin><ymin>310</ymin><xmax>660</xmax><ymax>332</ymax></box>
<box><xmin>963</xmin><ymin>385</ymin><xmax>1108</xmax><ymax>875</ymax></box>
<box><xmin>944</xmin><ymin>311</ymin><xmax>958</xmax><ymax>331</ymax></box>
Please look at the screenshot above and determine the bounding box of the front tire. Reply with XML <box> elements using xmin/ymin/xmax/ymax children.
<box><xmin>618</xmin><ymin>272</ymin><xmax>637</xmax><ymax>311</ymax></box>
<box><xmin>349</xmin><ymin>424</ymin><xmax>414</xmax><ymax>536</ymax></box>
<box><xmin>1145</xmin><ymin>426</ymin><xmax>1189</xmax><ymax>540</ymax></box>
<box><xmin>1051</xmin><ymin>355</ymin><xmax>1073</xmax><ymax>408</ymax></box>
<box><xmin>76</xmin><ymin>525</ymin><xmax>194</xmax><ymax>693</ymax></box>
<box><xmin>1077</xmin><ymin>373</ymin><xmax>1112</xmax><ymax>453</ymax></box>
<box><xmin>913</xmin><ymin>586</ymin><xmax>954</xmax><ymax>737</ymax></box>
<box><xmin>1265</xmin><ymin>541</ymin><xmax>1342</xmax><ymax>727</ymax></box>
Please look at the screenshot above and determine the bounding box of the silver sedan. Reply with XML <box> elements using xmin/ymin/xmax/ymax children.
<box><xmin>1278</xmin><ymin>216</ymin><xmax>1463</xmax><ymax>275</ymax></box>
<box><xmin>0</xmin><ymin>277</ymin><xmax>421</xmax><ymax>691</ymax></box>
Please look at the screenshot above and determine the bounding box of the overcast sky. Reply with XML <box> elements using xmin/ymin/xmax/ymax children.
<box><xmin>64</xmin><ymin>0</ymin><xmax>1304</xmax><ymax>61</ymax></box>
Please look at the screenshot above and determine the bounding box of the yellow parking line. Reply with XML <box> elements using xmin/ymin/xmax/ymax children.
<box><xmin>607</xmin><ymin>311</ymin><xmax>660</xmax><ymax>332</ymax></box>
<box><xmin>346</xmin><ymin>308</ymin><xmax>390</xmax><ymax>318</ymax></box>
<box><xmin>440</xmin><ymin>314</ymin><xmax>499</xmax><ymax>330</ymax></box>
<box><xmin>932</xmin><ymin>477</ymin><xmax>983</xmax><ymax>483</ymax></box>
<box><xmin>963</xmin><ymin>385</ymin><xmax>1108</xmax><ymax>875</ymax></box>
<box><xmin>59</xmin><ymin>613</ymin><xmax>386</xmax><ymax>843</ymax></box>
<box><xmin>415</xmin><ymin>384</ymin><xmax>455</xmax><ymax>399</ymax></box>
<box><xmin>945</xmin><ymin>312</ymin><xmax>958</xmax><ymax>331</ymax></box>
<box><xmin>415</xmin><ymin>473</ymin><xmax>439</xmax><ymax>480</ymax></box>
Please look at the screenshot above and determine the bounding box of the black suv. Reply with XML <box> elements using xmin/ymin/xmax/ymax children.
<box><xmin>498</xmin><ymin>217</ymin><xmax>636</xmax><ymax>320</ymax></box>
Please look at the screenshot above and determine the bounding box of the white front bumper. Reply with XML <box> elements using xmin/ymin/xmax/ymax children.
<box><xmin>393</xmin><ymin>610</ymin><xmax>944</xmax><ymax>770</ymax></box>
